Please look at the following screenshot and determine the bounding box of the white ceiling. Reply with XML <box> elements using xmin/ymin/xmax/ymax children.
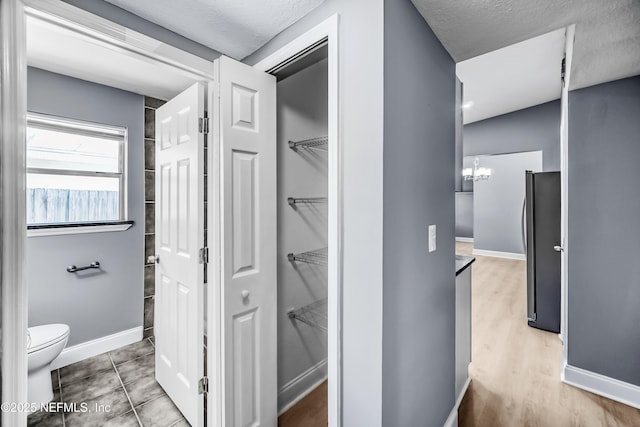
<box><xmin>456</xmin><ymin>29</ymin><xmax>566</xmax><ymax>124</ymax></box>
<box><xmin>27</xmin><ymin>15</ymin><xmax>200</xmax><ymax>100</ymax></box>
<box><xmin>411</xmin><ymin>0</ymin><xmax>640</xmax><ymax>91</ymax></box>
<box><xmin>103</xmin><ymin>0</ymin><xmax>325</xmax><ymax>59</ymax></box>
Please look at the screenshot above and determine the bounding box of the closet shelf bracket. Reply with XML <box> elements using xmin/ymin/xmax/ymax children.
<box><xmin>287</xmin><ymin>197</ymin><xmax>328</xmax><ymax>206</ymax></box>
<box><xmin>288</xmin><ymin>135</ymin><xmax>328</xmax><ymax>151</ymax></box>
<box><xmin>287</xmin><ymin>247</ymin><xmax>328</xmax><ymax>266</ymax></box>
<box><xmin>287</xmin><ymin>298</ymin><xmax>328</xmax><ymax>331</ymax></box>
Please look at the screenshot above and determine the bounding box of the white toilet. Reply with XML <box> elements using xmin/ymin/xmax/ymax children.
<box><xmin>27</xmin><ymin>324</ymin><xmax>70</xmax><ymax>405</ymax></box>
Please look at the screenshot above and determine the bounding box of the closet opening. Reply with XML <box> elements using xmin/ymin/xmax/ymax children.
<box><xmin>272</xmin><ymin>41</ymin><xmax>330</xmax><ymax>426</ymax></box>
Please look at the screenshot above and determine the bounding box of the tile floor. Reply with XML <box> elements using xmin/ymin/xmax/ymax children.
<box><xmin>28</xmin><ymin>337</ymin><xmax>191</xmax><ymax>427</ymax></box>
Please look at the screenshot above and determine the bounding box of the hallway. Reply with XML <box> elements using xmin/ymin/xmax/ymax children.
<box><xmin>456</xmin><ymin>242</ymin><xmax>640</xmax><ymax>426</ymax></box>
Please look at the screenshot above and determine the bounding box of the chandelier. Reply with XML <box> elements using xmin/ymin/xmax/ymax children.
<box><xmin>462</xmin><ymin>157</ymin><xmax>491</xmax><ymax>181</ymax></box>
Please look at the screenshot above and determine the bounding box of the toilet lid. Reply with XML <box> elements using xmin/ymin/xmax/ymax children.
<box><xmin>28</xmin><ymin>324</ymin><xmax>70</xmax><ymax>354</ymax></box>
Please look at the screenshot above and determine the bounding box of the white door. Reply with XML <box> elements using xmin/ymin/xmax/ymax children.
<box><xmin>216</xmin><ymin>55</ymin><xmax>277</xmax><ymax>427</ymax></box>
<box><xmin>155</xmin><ymin>82</ymin><xmax>205</xmax><ymax>426</ymax></box>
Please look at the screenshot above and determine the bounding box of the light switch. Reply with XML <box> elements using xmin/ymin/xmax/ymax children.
<box><xmin>428</xmin><ymin>224</ymin><xmax>437</xmax><ymax>252</ymax></box>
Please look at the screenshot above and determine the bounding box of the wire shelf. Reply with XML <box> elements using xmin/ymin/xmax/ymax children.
<box><xmin>287</xmin><ymin>247</ymin><xmax>328</xmax><ymax>266</ymax></box>
<box><xmin>288</xmin><ymin>135</ymin><xmax>328</xmax><ymax>151</ymax></box>
<box><xmin>287</xmin><ymin>197</ymin><xmax>328</xmax><ymax>206</ymax></box>
<box><xmin>287</xmin><ymin>298</ymin><xmax>328</xmax><ymax>331</ymax></box>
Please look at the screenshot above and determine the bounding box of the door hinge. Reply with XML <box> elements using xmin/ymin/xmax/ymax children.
<box><xmin>198</xmin><ymin>376</ymin><xmax>209</xmax><ymax>394</ymax></box>
<box><xmin>199</xmin><ymin>117</ymin><xmax>209</xmax><ymax>134</ymax></box>
<box><xmin>199</xmin><ymin>247</ymin><xmax>209</xmax><ymax>264</ymax></box>
<box><xmin>561</xmin><ymin>57</ymin><xmax>566</xmax><ymax>86</ymax></box>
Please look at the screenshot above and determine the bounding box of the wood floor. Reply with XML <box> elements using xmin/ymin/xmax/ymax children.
<box><xmin>457</xmin><ymin>242</ymin><xmax>640</xmax><ymax>427</ymax></box>
<box><xmin>278</xmin><ymin>381</ymin><xmax>328</xmax><ymax>427</ymax></box>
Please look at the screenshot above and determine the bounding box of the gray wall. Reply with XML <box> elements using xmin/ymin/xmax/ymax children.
<box><xmin>464</xmin><ymin>100</ymin><xmax>561</xmax><ymax>171</ymax></box>
<box><xmin>247</xmin><ymin>1</ymin><xmax>386</xmax><ymax>424</ymax></box>
<box><xmin>61</xmin><ymin>0</ymin><xmax>221</xmax><ymax>61</ymax></box>
<box><xmin>455</xmin><ymin>193</ymin><xmax>473</xmax><ymax>239</ymax></box>
<box><xmin>382</xmin><ymin>0</ymin><xmax>456</xmax><ymax>425</ymax></box>
<box><xmin>277</xmin><ymin>59</ymin><xmax>328</xmax><ymax>410</ymax></box>
<box><xmin>458</xmin><ymin>101</ymin><xmax>561</xmax><ymax>238</ymax></box>
<box><xmin>27</xmin><ymin>67</ymin><xmax>144</xmax><ymax>347</ymax></box>
<box><xmin>473</xmin><ymin>151</ymin><xmax>542</xmax><ymax>255</ymax></box>
<box><xmin>567</xmin><ymin>76</ymin><xmax>640</xmax><ymax>386</ymax></box>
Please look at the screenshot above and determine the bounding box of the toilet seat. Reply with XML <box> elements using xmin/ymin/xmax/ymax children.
<box><xmin>28</xmin><ymin>324</ymin><xmax>70</xmax><ymax>354</ymax></box>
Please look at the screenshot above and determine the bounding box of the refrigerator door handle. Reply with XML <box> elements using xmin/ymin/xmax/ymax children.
<box><xmin>525</xmin><ymin>171</ymin><xmax>536</xmax><ymax>324</ymax></box>
<box><xmin>521</xmin><ymin>198</ymin><xmax>527</xmax><ymax>254</ymax></box>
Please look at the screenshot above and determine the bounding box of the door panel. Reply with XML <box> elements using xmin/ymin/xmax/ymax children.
<box><xmin>233</xmin><ymin>309</ymin><xmax>258</xmax><ymax>426</ymax></box>
<box><xmin>155</xmin><ymin>82</ymin><xmax>205</xmax><ymax>426</ymax></box>
<box><xmin>232</xmin><ymin>151</ymin><xmax>257</xmax><ymax>275</ymax></box>
<box><xmin>218</xmin><ymin>55</ymin><xmax>277</xmax><ymax>427</ymax></box>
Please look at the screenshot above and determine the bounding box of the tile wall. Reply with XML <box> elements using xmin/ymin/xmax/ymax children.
<box><xmin>143</xmin><ymin>97</ymin><xmax>165</xmax><ymax>339</ymax></box>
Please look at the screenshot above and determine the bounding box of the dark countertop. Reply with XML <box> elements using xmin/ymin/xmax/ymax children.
<box><xmin>456</xmin><ymin>255</ymin><xmax>475</xmax><ymax>276</ymax></box>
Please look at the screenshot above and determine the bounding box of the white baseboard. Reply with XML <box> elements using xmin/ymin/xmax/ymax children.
<box><xmin>278</xmin><ymin>359</ymin><xmax>328</xmax><ymax>415</ymax></box>
<box><xmin>472</xmin><ymin>249</ymin><xmax>526</xmax><ymax>261</ymax></box>
<box><xmin>455</xmin><ymin>237</ymin><xmax>474</xmax><ymax>243</ymax></box>
<box><xmin>443</xmin><ymin>377</ymin><xmax>471</xmax><ymax>427</ymax></box>
<box><xmin>562</xmin><ymin>363</ymin><xmax>640</xmax><ymax>410</ymax></box>
<box><xmin>51</xmin><ymin>326</ymin><xmax>143</xmax><ymax>369</ymax></box>
<box><xmin>443</xmin><ymin>409</ymin><xmax>457</xmax><ymax>427</ymax></box>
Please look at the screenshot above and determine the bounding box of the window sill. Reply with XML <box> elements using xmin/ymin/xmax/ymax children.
<box><xmin>27</xmin><ymin>221</ymin><xmax>134</xmax><ymax>237</ymax></box>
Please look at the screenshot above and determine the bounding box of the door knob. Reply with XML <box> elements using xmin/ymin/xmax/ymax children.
<box><xmin>147</xmin><ymin>254</ymin><xmax>160</xmax><ymax>264</ymax></box>
<box><xmin>553</xmin><ymin>246</ymin><xmax>564</xmax><ymax>252</ymax></box>
<box><xmin>241</xmin><ymin>290</ymin><xmax>250</xmax><ymax>299</ymax></box>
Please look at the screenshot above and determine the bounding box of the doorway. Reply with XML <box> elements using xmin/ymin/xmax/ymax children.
<box><xmin>453</xmin><ymin>28</ymin><xmax>571</xmax><ymax>424</ymax></box>
<box><xmin>2</xmin><ymin>2</ymin><xmax>342</xmax><ymax>426</ymax></box>
<box><xmin>276</xmin><ymin>43</ymin><xmax>329</xmax><ymax>425</ymax></box>
<box><xmin>252</xmin><ymin>16</ymin><xmax>340</xmax><ymax>427</ymax></box>
<box><xmin>23</xmin><ymin>3</ymin><xmax>213</xmax><ymax>426</ymax></box>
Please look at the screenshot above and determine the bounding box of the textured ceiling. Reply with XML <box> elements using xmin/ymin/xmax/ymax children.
<box><xmin>411</xmin><ymin>0</ymin><xmax>640</xmax><ymax>90</ymax></box>
<box><xmin>103</xmin><ymin>0</ymin><xmax>325</xmax><ymax>59</ymax></box>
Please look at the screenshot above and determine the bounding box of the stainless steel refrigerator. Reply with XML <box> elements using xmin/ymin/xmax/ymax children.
<box><xmin>523</xmin><ymin>171</ymin><xmax>561</xmax><ymax>333</ymax></box>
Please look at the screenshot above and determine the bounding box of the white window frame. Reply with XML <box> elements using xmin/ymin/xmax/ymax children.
<box><xmin>26</xmin><ymin>112</ymin><xmax>132</xmax><ymax>236</ymax></box>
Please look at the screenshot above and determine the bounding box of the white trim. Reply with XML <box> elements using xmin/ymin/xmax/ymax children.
<box><xmin>562</xmin><ymin>363</ymin><xmax>640</xmax><ymax>410</ymax></box>
<box><xmin>472</xmin><ymin>249</ymin><xmax>525</xmax><ymax>260</ymax></box>
<box><xmin>443</xmin><ymin>377</ymin><xmax>470</xmax><ymax>427</ymax></box>
<box><xmin>254</xmin><ymin>17</ymin><xmax>335</xmax><ymax>72</ymax></box>
<box><xmin>455</xmin><ymin>237</ymin><xmax>474</xmax><ymax>243</ymax></box>
<box><xmin>1</xmin><ymin>1</ymin><xmax>29</xmax><ymax>426</ymax></box>
<box><xmin>50</xmin><ymin>326</ymin><xmax>143</xmax><ymax>370</ymax></box>
<box><xmin>27</xmin><ymin>222</ymin><xmax>133</xmax><ymax>237</ymax></box>
<box><xmin>278</xmin><ymin>359</ymin><xmax>328</xmax><ymax>415</ymax></box>
<box><xmin>207</xmin><ymin>76</ymin><xmax>223</xmax><ymax>427</ymax></box>
<box><xmin>254</xmin><ymin>14</ymin><xmax>342</xmax><ymax>427</ymax></box>
<box><xmin>456</xmin><ymin>377</ymin><xmax>471</xmax><ymax>410</ymax></box>
<box><xmin>560</xmin><ymin>24</ymin><xmax>575</xmax><ymax>363</ymax></box>
<box><xmin>443</xmin><ymin>409</ymin><xmax>458</xmax><ymax>427</ymax></box>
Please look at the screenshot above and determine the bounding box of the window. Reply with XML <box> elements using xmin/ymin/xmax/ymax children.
<box><xmin>26</xmin><ymin>113</ymin><xmax>128</xmax><ymax>228</ymax></box>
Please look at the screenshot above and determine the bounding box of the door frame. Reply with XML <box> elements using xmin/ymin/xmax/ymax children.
<box><xmin>1</xmin><ymin>1</ymin><xmax>215</xmax><ymax>425</ymax></box>
<box><xmin>1</xmin><ymin>1</ymin><xmax>28</xmax><ymax>425</ymax></box>
<box><xmin>559</xmin><ymin>24</ymin><xmax>575</xmax><ymax>376</ymax></box>
<box><xmin>252</xmin><ymin>14</ymin><xmax>342</xmax><ymax>427</ymax></box>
